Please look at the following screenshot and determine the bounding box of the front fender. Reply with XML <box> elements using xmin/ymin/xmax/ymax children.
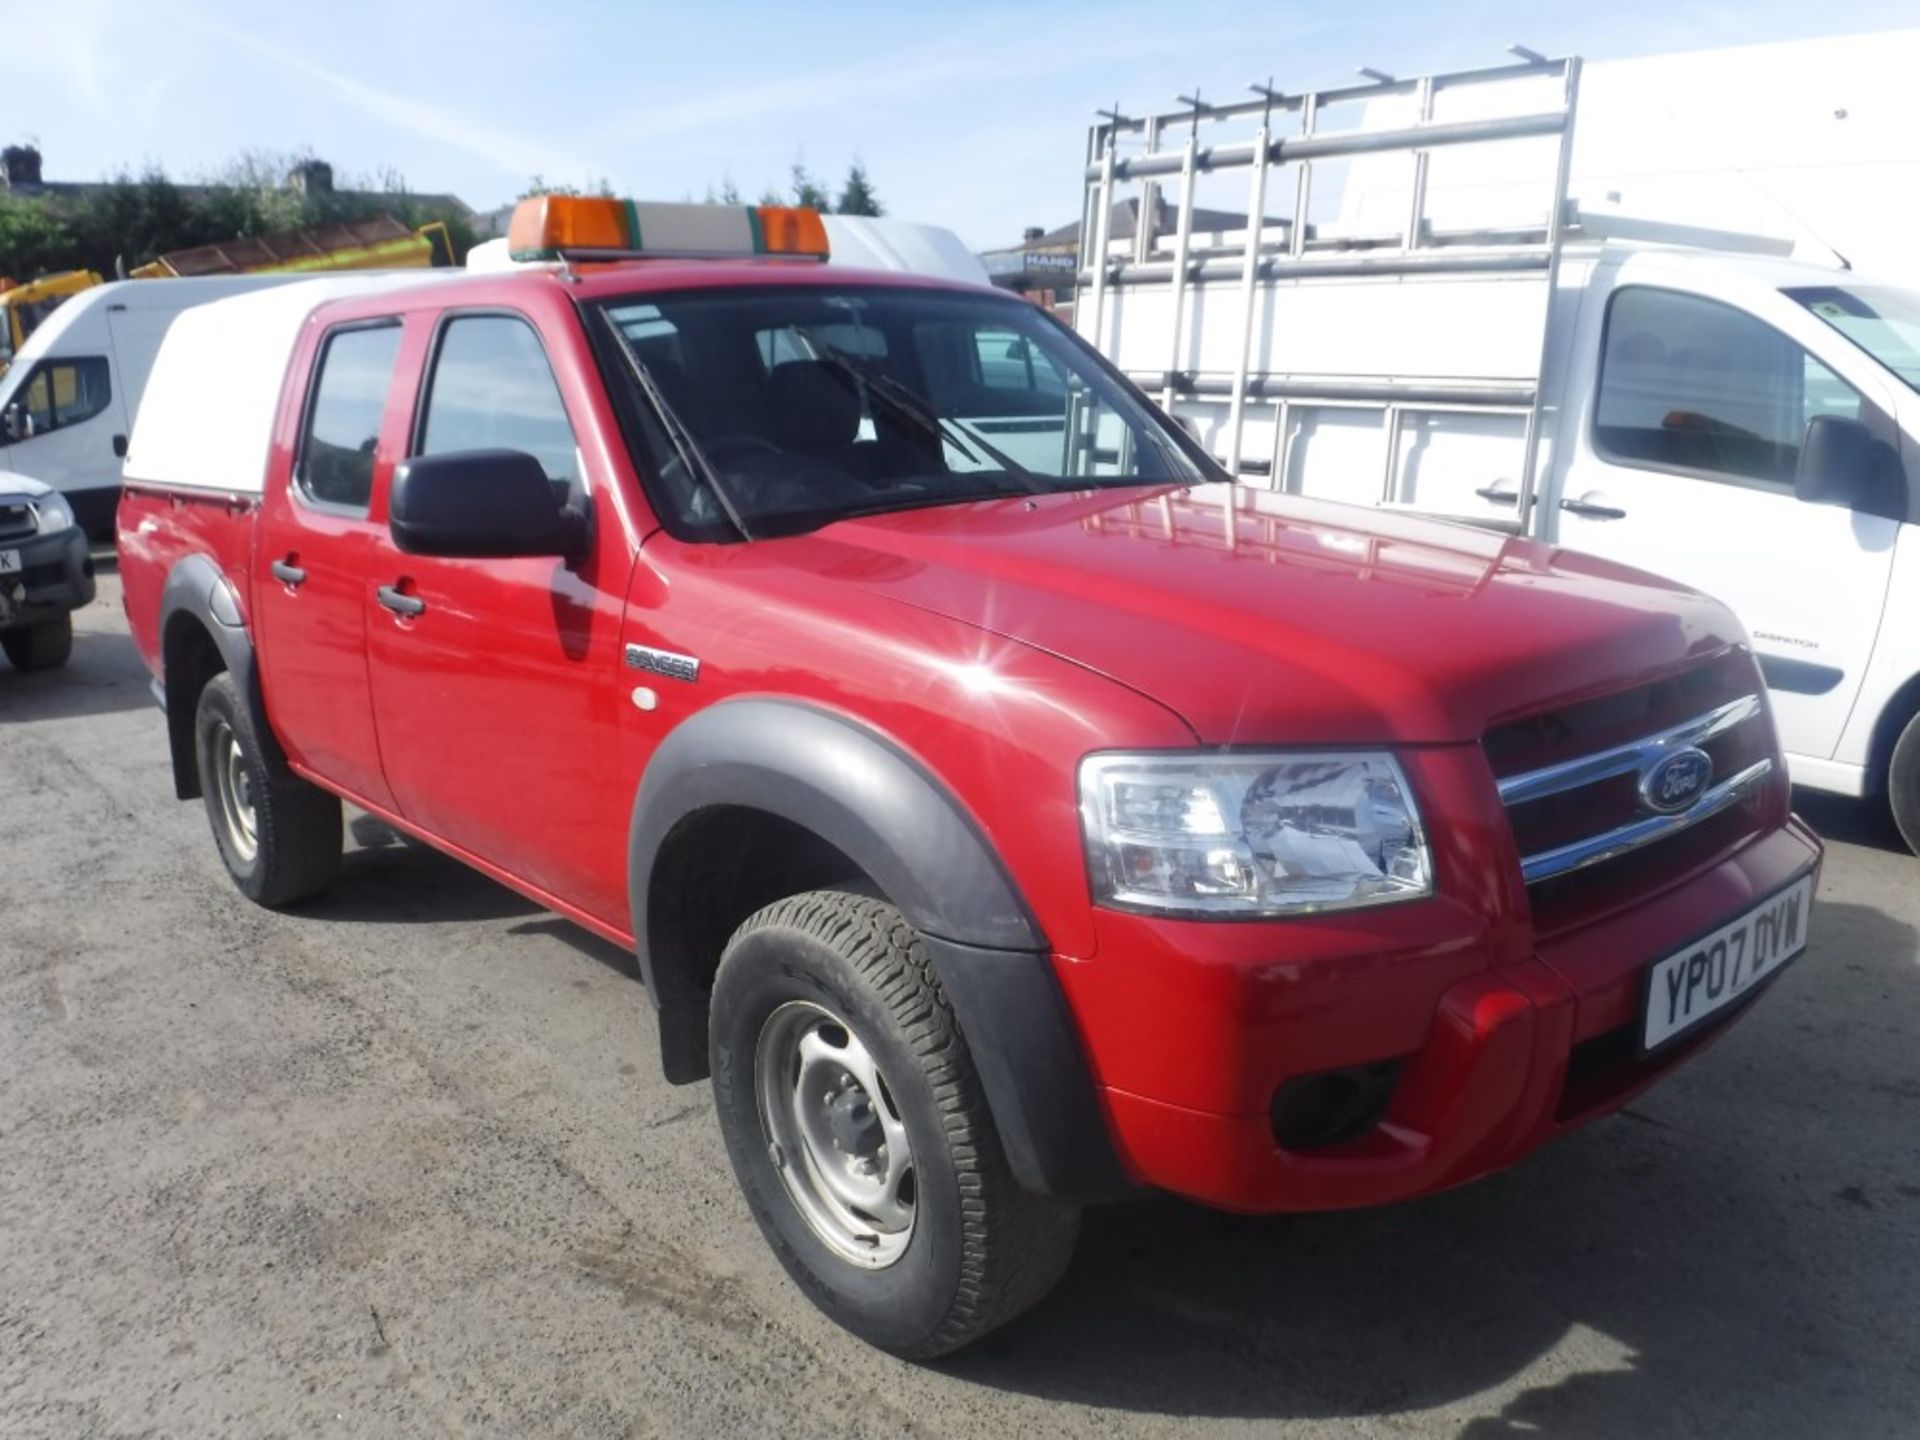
<box><xmin>628</xmin><ymin>698</ymin><xmax>1131</xmax><ymax>1201</ymax></box>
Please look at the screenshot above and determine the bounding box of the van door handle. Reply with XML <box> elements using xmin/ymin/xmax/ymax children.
<box><xmin>1474</xmin><ymin>484</ymin><xmax>1519</xmax><ymax>506</ymax></box>
<box><xmin>376</xmin><ymin>584</ymin><xmax>426</xmax><ymax>618</ymax></box>
<box><xmin>1559</xmin><ymin>496</ymin><xmax>1628</xmax><ymax>520</ymax></box>
<box><xmin>270</xmin><ymin>559</ymin><xmax>306</xmax><ymax>587</ymax></box>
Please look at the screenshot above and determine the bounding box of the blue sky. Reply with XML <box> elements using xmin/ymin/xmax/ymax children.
<box><xmin>14</xmin><ymin>0</ymin><xmax>1919</xmax><ymax>248</ymax></box>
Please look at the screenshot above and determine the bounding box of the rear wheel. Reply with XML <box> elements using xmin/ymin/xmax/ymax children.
<box><xmin>709</xmin><ymin>890</ymin><xmax>1079</xmax><ymax>1357</ymax></box>
<box><xmin>1</xmin><ymin>614</ymin><xmax>73</xmax><ymax>671</ymax></box>
<box><xmin>1888</xmin><ymin>710</ymin><xmax>1920</xmax><ymax>855</ymax></box>
<box><xmin>194</xmin><ymin>673</ymin><xmax>342</xmax><ymax>906</ymax></box>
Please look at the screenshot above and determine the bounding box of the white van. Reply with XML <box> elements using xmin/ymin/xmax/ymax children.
<box><xmin>0</xmin><ymin>277</ymin><xmax>314</xmax><ymax>537</ymax></box>
<box><xmin>1075</xmin><ymin>53</ymin><xmax>1920</xmax><ymax>849</ymax></box>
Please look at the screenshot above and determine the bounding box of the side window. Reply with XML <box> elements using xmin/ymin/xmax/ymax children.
<box><xmin>973</xmin><ymin>330</ymin><xmax>1066</xmax><ymax>398</ymax></box>
<box><xmin>913</xmin><ymin>319</ymin><xmax>1070</xmax><ymax>420</ymax></box>
<box><xmin>17</xmin><ymin>356</ymin><xmax>111</xmax><ymax>434</ymax></box>
<box><xmin>418</xmin><ymin>315</ymin><xmax>582</xmax><ymax>502</ymax></box>
<box><xmin>298</xmin><ymin>325</ymin><xmax>402</xmax><ymax>511</ymax></box>
<box><xmin>1595</xmin><ymin>287</ymin><xmax>1863</xmax><ymax>485</ymax></box>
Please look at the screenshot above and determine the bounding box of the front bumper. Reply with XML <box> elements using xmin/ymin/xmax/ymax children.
<box><xmin>0</xmin><ymin>524</ymin><xmax>94</xmax><ymax>628</ymax></box>
<box><xmin>1055</xmin><ymin>817</ymin><xmax>1822</xmax><ymax>1214</ymax></box>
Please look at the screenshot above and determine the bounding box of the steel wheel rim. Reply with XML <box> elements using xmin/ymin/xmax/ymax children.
<box><xmin>210</xmin><ymin>719</ymin><xmax>258</xmax><ymax>863</ymax></box>
<box><xmin>754</xmin><ymin>999</ymin><xmax>917</xmax><ymax>1269</ymax></box>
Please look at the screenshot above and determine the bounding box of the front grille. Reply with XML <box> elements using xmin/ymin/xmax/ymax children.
<box><xmin>0</xmin><ymin>501</ymin><xmax>35</xmax><ymax>541</ymax></box>
<box><xmin>1485</xmin><ymin>654</ymin><xmax>1776</xmax><ymax>927</ymax></box>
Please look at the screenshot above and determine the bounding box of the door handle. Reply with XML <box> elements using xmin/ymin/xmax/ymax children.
<box><xmin>1474</xmin><ymin>484</ymin><xmax>1519</xmax><ymax>506</ymax></box>
<box><xmin>1559</xmin><ymin>496</ymin><xmax>1628</xmax><ymax>520</ymax></box>
<box><xmin>376</xmin><ymin>584</ymin><xmax>426</xmax><ymax>618</ymax></box>
<box><xmin>270</xmin><ymin>559</ymin><xmax>307</xmax><ymax>587</ymax></box>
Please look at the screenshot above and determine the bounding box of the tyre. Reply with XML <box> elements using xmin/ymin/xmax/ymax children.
<box><xmin>193</xmin><ymin>672</ymin><xmax>343</xmax><ymax>906</ymax></box>
<box><xmin>1890</xmin><ymin>709</ymin><xmax>1920</xmax><ymax>856</ymax></box>
<box><xmin>1</xmin><ymin>614</ymin><xmax>73</xmax><ymax>672</ymax></box>
<box><xmin>709</xmin><ymin>890</ymin><xmax>1079</xmax><ymax>1357</ymax></box>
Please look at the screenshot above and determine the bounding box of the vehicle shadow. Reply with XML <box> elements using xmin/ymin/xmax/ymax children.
<box><xmin>1793</xmin><ymin>787</ymin><xmax>1908</xmax><ymax>855</ymax></box>
<box><xmin>297</xmin><ymin>814</ymin><xmax>637</xmax><ymax>978</ymax></box>
<box><xmin>0</xmin><ymin>629</ymin><xmax>153</xmax><ymax>722</ymax></box>
<box><xmin>939</xmin><ymin>899</ymin><xmax>1920</xmax><ymax>1433</ymax></box>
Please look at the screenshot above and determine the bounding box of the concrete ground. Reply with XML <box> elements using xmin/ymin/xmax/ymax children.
<box><xmin>3</xmin><ymin>565</ymin><xmax>1916</xmax><ymax>1440</ymax></box>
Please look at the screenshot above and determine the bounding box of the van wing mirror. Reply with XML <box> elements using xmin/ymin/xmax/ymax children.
<box><xmin>1</xmin><ymin>404</ymin><xmax>23</xmax><ymax>443</ymax></box>
<box><xmin>1795</xmin><ymin>414</ymin><xmax>1881</xmax><ymax>510</ymax></box>
<box><xmin>389</xmin><ymin>448</ymin><xmax>586</xmax><ymax>560</ymax></box>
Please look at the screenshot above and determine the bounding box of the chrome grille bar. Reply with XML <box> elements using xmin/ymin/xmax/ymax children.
<box><xmin>1496</xmin><ymin>693</ymin><xmax>1763</xmax><ymax>806</ymax></box>
<box><xmin>1516</xmin><ymin>758</ymin><xmax>1773</xmax><ymax>883</ymax></box>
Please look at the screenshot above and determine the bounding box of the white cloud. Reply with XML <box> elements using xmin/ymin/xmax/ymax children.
<box><xmin>167</xmin><ymin>3</ymin><xmax>603</xmax><ymax>186</ymax></box>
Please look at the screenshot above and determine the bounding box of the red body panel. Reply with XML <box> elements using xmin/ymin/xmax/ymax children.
<box><xmin>116</xmin><ymin>259</ymin><xmax>1822</xmax><ymax>1216</ymax></box>
<box><xmin>119</xmin><ymin>485</ymin><xmax>259</xmax><ymax>671</ymax></box>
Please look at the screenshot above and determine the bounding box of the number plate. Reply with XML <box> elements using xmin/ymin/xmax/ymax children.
<box><xmin>0</xmin><ymin>549</ymin><xmax>19</xmax><ymax>575</ymax></box>
<box><xmin>1643</xmin><ymin>873</ymin><xmax>1813</xmax><ymax>1051</ymax></box>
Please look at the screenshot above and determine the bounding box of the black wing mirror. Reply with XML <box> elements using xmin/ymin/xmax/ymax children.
<box><xmin>1796</xmin><ymin>414</ymin><xmax>1885</xmax><ymax>511</ymax></box>
<box><xmin>389</xmin><ymin>448</ymin><xmax>586</xmax><ymax>559</ymax></box>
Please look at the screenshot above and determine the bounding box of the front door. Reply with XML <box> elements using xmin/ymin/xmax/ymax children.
<box><xmin>254</xmin><ymin>319</ymin><xmax>405</xmax><ymax>810</ymax></box>
<box><xmin>1546</xmin><ymin>280</ymin><xmax>1902</xmax><ymax>767</ymax></box>
<box><xmin>362</xmin><ymin>307</ymin><xmax>633</xmax><ymax>928</ymax></box>
<box><xmin>2</xmin><ymin>353</ymin><xmax>119</xmax><ymax>530</ymax></box>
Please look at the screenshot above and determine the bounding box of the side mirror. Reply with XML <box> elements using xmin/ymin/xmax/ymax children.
<box><xmin>1</xmin><ymin>404</ymin><xmax>23</xmax><ymax>443</ymax></box>
<box><xmin>1795</xmin><ymin>414</ymin><xmax>1879</xmax><ymax>509</ymax></box>
<box><xmin>389</xmin><ymin>448</ymin><xmax>586</xmax><ymax>559</ymax></box>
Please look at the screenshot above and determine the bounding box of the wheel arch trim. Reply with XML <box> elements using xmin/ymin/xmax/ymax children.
<box><xmin>157</xmin><ymin>554</ymin><xmax>288</xmax><ymax>800</ymax></box>
<box><xmin>627</xmin><ymin>697</ymin><xmax>1133</xmax><ymax>1200</ymax></box>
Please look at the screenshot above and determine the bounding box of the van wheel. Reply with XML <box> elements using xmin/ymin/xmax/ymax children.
<box><xmin>1889</xmin><ymin>711</ymin><xmax>1920</xmax><ymax>855</ymax></box>
<box><xmin>1</xmin><ymin>615</ymin><xmax>73</xmax><ymax>671</ymax></box>
<box><xmin>709</xmin><ymin>890</ymin><xmax>1079</xmax><ymax>1358</ymax></box>
<box><xmin>194</xmin><ymin>673</ymin><xmax>342</xmax><ymax>906</ymax></box>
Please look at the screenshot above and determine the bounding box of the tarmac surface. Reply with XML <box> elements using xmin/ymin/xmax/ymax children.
<box><xmin>4</xmin><ymin>565</ymin><xmax>1917</xmax><ymax>1438</ymax></box>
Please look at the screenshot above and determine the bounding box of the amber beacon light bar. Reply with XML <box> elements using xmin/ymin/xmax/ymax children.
<box><xmin>507</xmin><ymin>196</ymin><xmax>831</xmax><ymax>263</ymax></box>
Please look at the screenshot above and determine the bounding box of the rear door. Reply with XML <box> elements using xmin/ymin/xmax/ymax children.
<box><xmin>1544</xmin><ymin>271</ymin><xmax>1902</xmax><ymax>767</ymax></box>
<box><xmin>362</xmin><ymin>305</ymin><xmax>634</xmax><ymax>928</ymax></box>
<box><xmin>254</xmin><ymin>317</ymin><xmax>405</xmax><ymax>809</ymax></box>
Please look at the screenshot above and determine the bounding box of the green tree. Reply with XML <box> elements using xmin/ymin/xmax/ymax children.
<box><xmin>518</xmin><ymin>175</ymin><xmax>614</xmax><ymax>199</ymax></box>
<box><xmin>788</xmin><ymin>161</ymin><xmax>831</xmax><ymax>211</ymax></box>
<box><xmin>834</xmin><ymin>160</ymin><xmax>883</xmax><ymax>217</ymax></box>
<box><xmin>0</xmin><ymin>193</ymin><xmax>77</xmax><ymax>279</ymax></box>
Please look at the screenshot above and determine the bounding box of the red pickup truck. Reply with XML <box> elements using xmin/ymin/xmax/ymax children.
<box><xmin>119</xmin><ymin>197</ymin><xmax>1821</xmax><ymax>1357</ymax></box>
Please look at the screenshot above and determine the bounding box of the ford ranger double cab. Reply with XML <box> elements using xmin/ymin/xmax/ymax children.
<box><xmin>119</xmin><ymin>196</ymin><xmax>1822</xmax><ymax>1357</ymax></box>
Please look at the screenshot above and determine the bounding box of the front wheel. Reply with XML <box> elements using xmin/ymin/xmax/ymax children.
<box><xmin>1</xmin><ymin>614</ymin><xmax>73</xmax><ymax>671</ymax></box>
<box><xmin>194</xmin><ymin>673</ymin><xmax>343</xmax><ymax>906</ymax></box>
<box><xmin>1888</xmin><ymin>709</ymin><xmax>1920</xmax><ymax>855</ymax></box>
<box><xmin>709</xmin><ymin>890</ymin><xmax>1079</xmax><ymax>1357</ymax></box>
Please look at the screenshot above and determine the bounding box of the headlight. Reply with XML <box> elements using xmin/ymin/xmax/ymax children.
<box><xmin>32</xmin><ymin>492</ymin><xmax>74</xmax><ymax>535</ymax></box>
<box><xmin>1078</xmin><ymin>751</ymin><xmax>1433</xmax><ymax>917</ymax></box>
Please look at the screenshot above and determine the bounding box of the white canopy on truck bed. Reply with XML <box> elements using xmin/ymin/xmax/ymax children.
<box><xmin>123</xmin><ymin>273</ymin><xmax>461</xmax><ymax>497</ymax></box>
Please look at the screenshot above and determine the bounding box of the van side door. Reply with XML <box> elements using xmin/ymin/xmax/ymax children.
<box><xmin>0</xmin><ymin>354</ymin><xmax>116</xmax><ymax>534</ymax></box>
<box><xmin>1544</xmin><ymin>271</ymin><xmax>1903</xmax><ymax>776</ymax></box>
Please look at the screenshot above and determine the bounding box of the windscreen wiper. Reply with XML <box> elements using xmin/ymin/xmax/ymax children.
<box><xmin>793</xmin><ymin>329</ymin><xmax>1046</xmax><ymax>491</ymax></box>
<box><xmin>603</xmin><ymin>317</ymin><xmax>756</xmax><ymax>541</ymax></box>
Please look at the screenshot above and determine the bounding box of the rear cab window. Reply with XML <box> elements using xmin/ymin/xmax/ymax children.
<box><xmin>297</xmin><ymin>324</ymin><xmax>403</xmax><ymax>512</ymax></box>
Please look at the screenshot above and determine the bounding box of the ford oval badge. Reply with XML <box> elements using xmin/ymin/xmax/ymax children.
<box><xmin>1640</xmin><ymin>746</ymin><xmax>1714</xmax><ymax>815</ymax></box>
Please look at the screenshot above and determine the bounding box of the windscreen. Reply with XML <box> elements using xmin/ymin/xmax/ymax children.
<box><xmin>1786</xmin><ymin>284</ymin><xmax>1920</xmax><ymax>394</ymax></box>
<box><xmin>591</xmin><ymin>285</ymin><xmax>1210</xmax><ymax>538</ymax></box>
